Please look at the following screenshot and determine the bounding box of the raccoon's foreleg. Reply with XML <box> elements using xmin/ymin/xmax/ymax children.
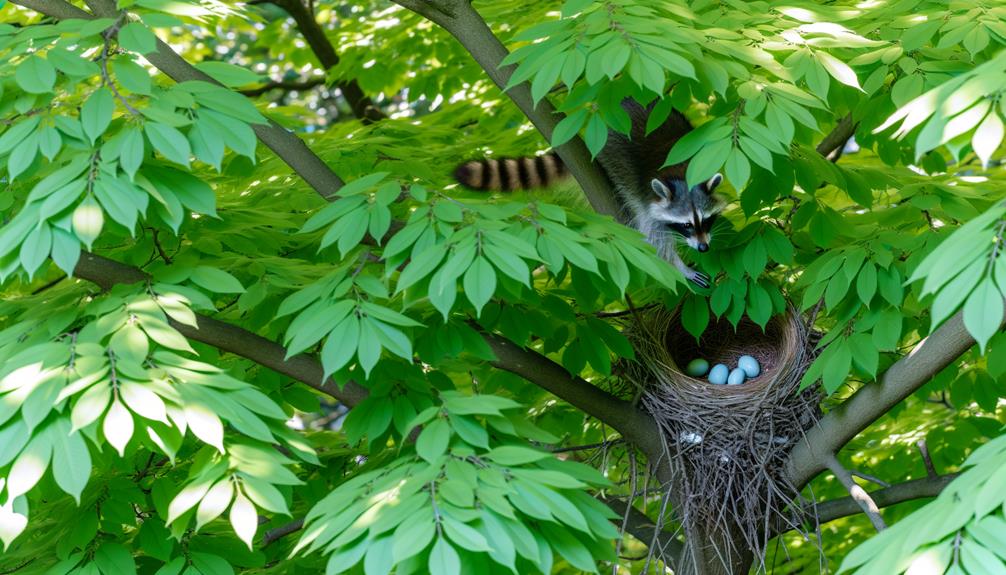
<box><xmin>668</xmin><ymin>248</ymin><xmax>710</xmax><ymax>289</ymax></box>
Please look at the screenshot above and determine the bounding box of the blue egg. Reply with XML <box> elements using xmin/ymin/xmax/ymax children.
<box><xmin>686</xmin><ymin>358</ymin><xmax>710</xmax><ymax>377</ymax></box>
<box><xmin>727</xmin><ymin>368</ymin><xmax>746</xmax><ymax>385</ymax></box>
<box><xmin>738</xmin><ymin>355</ymin><xmax>760</xmax><ymax>378</ymax></box>
<box><xmin>708</xmin><ymin>364</ymin><xmax>729</xmax><ymax>385</ymax></box>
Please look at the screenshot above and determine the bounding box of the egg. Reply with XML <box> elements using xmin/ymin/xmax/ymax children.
<box><xmin>727</xmin><ymin>368</ymin><xmax>746</xmax><ymax>385</ymax></box>
<box><xmin>708</xmin><ymin>364</ymin><xmax>729</xmax><ymax>385</ymax></box>
<box><xmin>738</xmin><ymin>355</ymin><xmax>760</xmax><ymax>378</ymax></box>
<box><xmin>685</xmin><ymin>358</ymin><xmax>710</xmax><ymax>377</ymax></box>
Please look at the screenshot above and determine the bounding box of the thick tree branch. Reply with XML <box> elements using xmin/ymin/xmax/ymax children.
<box><xmin>13</xmin><ymin>0</ymin><xmax>345</xmax><ymax>200</ymax></box>
<box><xmin>390</xmin><ymin>0</ymin><xmax>620</xmax><ymax>217</ymax></box>
<box><xmin>481</xmin><ymin>333</ymin><xmax>663</xmax><ymax>460</ymax></box>
<box><xmin>267</xmin><ymin>0</ymin><xmax>385</xmax><ymax>122</ymax></box>
<box><xmin>824</xmin><ymin>454</ymin><xmax>886</xmax><ymax>531</ymax></box>
<box><xmin>72</xmin><ymin>253</ymin><xmax>370</xmax><ymax>407</ymax></box>
<box><xmin>785</xmin><ymin>305</ymin><xmax>1006</xmax><ymax>488</ymax></box>
<box><xmin>74</xmin><ymin>255</ymin><xmax>656</xmax><ymax>448</ymax></box>
<box><xmin>814</xmin><ymin>473</ymin><xmax>958</xmax><ymax>526</ymax></box>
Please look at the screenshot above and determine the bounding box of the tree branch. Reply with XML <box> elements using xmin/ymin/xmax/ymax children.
<box><xmin>481</xmin><ymin>332</ymin><xmax>663</xmax><ymax>460</ymax></box>
<box><xmin>816</xmin><ymin>113</ymin><xmax>856</xmax><ymax>161</ymax></box>
<box><xmin>13</xmin><ymin>0</ymin><xmax>346</xmax><ymax>201</ymax></box>
<box><xmin>262</xmin><ymin>518</ymin><xmax>305</xmax><ymax>546</ymax></box>
<box><xmin>823</xmin><ymin>454</ymin><xmax>886</xmax><ymax>532</ymax></box>
<box><xmin>72</xmin><ymin>253</ymin><xmax>370</xmax><ymax>407</ymax></box>
<box><xmin>390</xmin><ymin>0</ymin><xmax>620</xmax><ymax>217</ymax></box>
<box><xmin>266</xmin><ymin>0</ymin><xmax>385</xmax><ymax>122</ymax></box>
<box><xmin>812</xmin><ymin>473</ymin><xmax>957</xmax><ymax>527</ymax></box>
<box><xmin>784</xmin><ymin>305</ymin><xmax>1006</xmax><ymax>488</ymax></box>
<box><xmin>239</xmin><ymin>77</ymin><xmax>325</xmax><ymax>98</ymax></box>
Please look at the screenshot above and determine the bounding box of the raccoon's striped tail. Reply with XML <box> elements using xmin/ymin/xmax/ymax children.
<box><xmin>453</xmin><ymin>152</ymin><xmax>569</xmax><ymax>191</ymax></box>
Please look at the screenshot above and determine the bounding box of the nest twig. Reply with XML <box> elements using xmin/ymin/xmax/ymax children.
<box><xmin>621</xmin><ymin>306</ymin><xmax>821</xmax><ymax>572</ymax></box>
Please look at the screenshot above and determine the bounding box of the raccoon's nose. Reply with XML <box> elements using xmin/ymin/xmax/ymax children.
<box><xmin>697</xmin><ymin>242</ymin><xmax>709</xmax><ymax>252</ymax></box>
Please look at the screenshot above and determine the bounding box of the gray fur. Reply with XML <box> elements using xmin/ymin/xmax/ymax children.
<box><xmin>596</xmin><ymin>100</ymin><xmax>724</xmax><ymax>285</ymax></box>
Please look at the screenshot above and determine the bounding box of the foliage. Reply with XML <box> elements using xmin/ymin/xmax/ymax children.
<box><xmin>0</xmin><ymin>0</ymin><xmax>1003</xmax><ymax>573</ymax></box>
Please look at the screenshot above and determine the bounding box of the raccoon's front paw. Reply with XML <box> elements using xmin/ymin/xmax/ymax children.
<box><xmin>687</xmin><ymin>270</ymin><xmax>710</xmax><ymax>289</ymax></box>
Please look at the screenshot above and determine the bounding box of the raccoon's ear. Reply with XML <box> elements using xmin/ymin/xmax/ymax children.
<box><xmin>705</xmin><ymin>173</ymin><xmax>723</xmax><ymax>193</ymax></box>
<box><xmin>651</xmin><ymin>179</ymin><xmax>673</xmax><ymax>200</ymax></box>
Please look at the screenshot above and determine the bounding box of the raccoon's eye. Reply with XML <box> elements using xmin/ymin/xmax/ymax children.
<box><xmin>682</xmin><ymin>223</ymin><xmax>693</xmax><ymax>229</ymax></box>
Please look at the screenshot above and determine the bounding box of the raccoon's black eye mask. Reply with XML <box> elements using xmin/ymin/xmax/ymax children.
<box><xmin>665</xmin><ymin>214</ymin><xmax>717</xmax><ymax>235</ymax></box>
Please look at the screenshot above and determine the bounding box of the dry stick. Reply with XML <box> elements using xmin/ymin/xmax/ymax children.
<box><xmin>604</xmin><ymin>497</ymin><xmax>684</xmax><ymax>569</ymax></box>
<box><xmin>823</xmin><ymin>454</ymin><xmax>887</xmax><ymax>532</ymax></box>
<box><xmin>613</xmin><ymin>451</ymin><xmax>639</xmax><ymax>575</ymax></box>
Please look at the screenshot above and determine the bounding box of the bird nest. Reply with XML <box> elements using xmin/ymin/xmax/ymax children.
<box><xmin>621</xmin><ymin>306</ymin><xmax>821</xmax><ymax>570</ymax></box>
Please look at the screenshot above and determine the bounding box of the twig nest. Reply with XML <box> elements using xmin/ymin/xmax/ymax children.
<box><xmin>620</xmin><ymin>305</ymin><xmax>821</xmax><ymax>567</ymax></box>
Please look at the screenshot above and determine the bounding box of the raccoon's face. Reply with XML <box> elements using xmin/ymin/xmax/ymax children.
<box><xmin>648</xmin><ymin>174</ymin><xmax>724</xmax><ymax>252</ymax></box>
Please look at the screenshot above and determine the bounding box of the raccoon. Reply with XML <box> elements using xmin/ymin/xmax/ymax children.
<box><xmin>453</xmin><ymin>153</ymin><xmax>568</xmax><ymax>191</ymax></box>
<box><xmin>453</xmin><ymin>99</ymin><xmax>724</xmax><ymax>288</ymax></box>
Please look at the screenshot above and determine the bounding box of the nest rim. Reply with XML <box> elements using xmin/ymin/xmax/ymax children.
<box><xmin>658</xmin><ymin>310</ymin><xmax>800</xmax><ymax>396</ymax></box>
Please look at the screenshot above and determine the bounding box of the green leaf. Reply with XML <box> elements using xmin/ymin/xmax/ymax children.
<box><xmin>94</xmin><ymin>543</ymin><xmax>137</xmax><ymax>575</ymax></box>
<box><xmin>118</xmin><ymin>128</ymin><xmax>145</xmax><ymax>179</ymax></box>
<box><xmin>118</xmin><ymin>22</ymin><xmax>158</xmax><ymax>54</ymax></box>
<box><xmin>71</xmin><ymin>381</ymin><xmax>111</xmax><ymax>432</ymax></box>
<box><xmin>681</xmin><ymin>295</ymin><xmax>709</xmax><ymax>340</ymax></box>
<box><xmin>145</xmin><ymin>122</ymin><xmax>192</xmax><ymax>167</ymax></box>
<box><xmin>104</xmin><ymin>398</ymin><xmax>134</xmax><ymax>457</ymax></box>
<box><xmin>184</xmin><ymin>402</ymin><xmax>225</xmax><ymax>452</ymax></box>
<box><xmin>428</xmin><ymin>536</ymin><xmax>461</xmax><ymax>575</ymax></box>
<box><xmin>321</xmin><ymin>314</ymin><xmax>360</xmax><ymax>378</ymax></box>
<box><xmin>7</xmin><ymin>429</ymin><xmax>52</xmax><ymax>497</ymax></box>
<box><xmin>190</xmin><ymin>266</ymin><xmax>245</xmax><ymax>293</ymax></box>
<box><xmin>964</xmin><ymin>278</ymin><xmax>1004</xmax><ymax>353</ymax></box>
<box><xmin>552</xmin><ymin>109</ymin><xmax>587</xmax><ymax>148</ymax></box>
<box><xmin>113</xmin><ymin>57</ymin><xmax>152</xmax><ymax>95</ymax></box>
<box><xmin>195</xmin><ymin>62</ymin><xmax>263</xmax><ymax>88</ymax></box>
<box><xmin>462</xmin><ymin>256</ymin><xmax>496</xmax><ymax>316</ymax></box>
<box><xmin>583</xmin><ymin>113</ymin><xmax>608</xmax><ymax>159</ymax></box>
<box><xmin>416</xmin><ymin>418</ymin><xmax>450</xmax><ymax>463</ymax></box>
<box><xmin>20</xmin><ymin>223</ymin><xmax>52</xmax><ymax>278</ymax></box>
<box><xmin>51</xmin><ymin>419</ymin><xmax>91</xmax><ymax>503</ymax></box>
<box><xmin>81</xmin><ymin>88</ymin><xmax>114</xmax><ymax>144</ymax></box>
<box><xmin>16</xmin><ymin>55</ymin><xmax>57</xmax><ymax>94</ymax></box>
<box><xmin>392</xmin><ymin>515</ymin><xmax>435</xmax><ymax>562</ymax></box>
<box><xmin>442</xmin><ymin>517</ymin><xmax>491</xmax><ymax>552</ymax></box>
<box><xmin>816</xmin><ymin>50</ymin><xmax>862</xmax><ymax>90</ymax></box>
<box><xmin>856</xmin><ymin>262</ymin><xmax>878</xmax><ymax>306</ymax></box>
<box><xmin>196</xmin><ymin>478</ymin><xmax>234</xmax><ymax>529</ymax></box>
<box><xmin>822</xmin><ymin>340</ymin><xmax>852</xmax><ymax>393</ymax></box>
